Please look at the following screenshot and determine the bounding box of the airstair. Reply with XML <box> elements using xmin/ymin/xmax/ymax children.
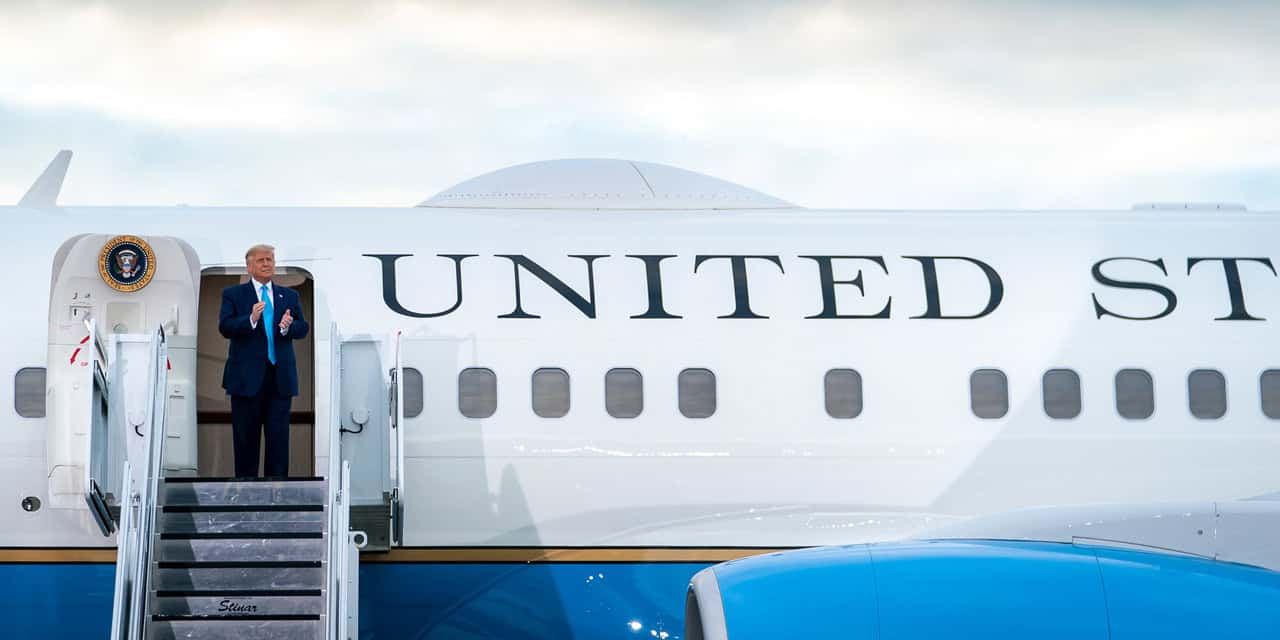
<box><xmin>146</xmin><ymin>476</ymin><xmax>331</xmax><ymax>639</ymax></box>
<box><xmin>82</xmin><ymin>322</ymin><xmax>373</xmax><ymax>640</ymax></box>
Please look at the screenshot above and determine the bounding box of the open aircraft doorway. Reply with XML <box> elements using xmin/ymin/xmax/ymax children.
<box><xmin>196</xmin><ymin>266</ymin><xmax>316</xmax><ymax>477</ymax></box>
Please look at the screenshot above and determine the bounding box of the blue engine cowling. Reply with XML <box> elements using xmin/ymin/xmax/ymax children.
<box><xmin>685</xmin><ymin>540</ymin><xmax>1280</xmax><ymax>639</ymax></box>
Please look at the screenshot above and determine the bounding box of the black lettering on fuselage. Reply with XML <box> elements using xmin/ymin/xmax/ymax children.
<box><xmin>1090</xmin><ymin>257</ymin><xmax>1177</xmax><ymax>320</ymax></box>
<box><xmin>904</xmin><ymin>256</ymin><xmax>1004</xmax><ymax>320</ymax></box>
<box><xmin>693</xmin><ymin>255</ymin><xmax>785</xmax><ymax>319</ymax></box>
<box><xmin>497</xmin><ymin>254</ymin><xmax>608</xmax><ymax>319</ymax></box>
<box><xmin>1187</xmin><ymin>257</ymin><xmax>1277</xmax><ymax>321</ymax></box>
<box><xmin>365</xmin><ymin>253</ymin><xmax>477</xmax><ymax>318</ymax></box>
<box><xmin>800</xmin><ymin>255</ymin><xmax>891</xmax><ymax>319</ymax></box>
<box><xmin>627</xmin><ymin>254</ymin><xmax>682</xmax><ymax>319</ymax></box>
<box><xmin>366</xmin><ymin>252</ymin><xmax>1266</xmax><ymax>323</ymax></box>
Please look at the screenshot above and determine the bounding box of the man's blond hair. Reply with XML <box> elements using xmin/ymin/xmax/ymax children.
<box><xmin>245</xmin><ymin>244</ymin><xmax>276</xmax><ymax>261</ymax></box>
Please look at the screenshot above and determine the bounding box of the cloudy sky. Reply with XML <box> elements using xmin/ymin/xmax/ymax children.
<box><xmin>0</xmin><ymin>1</ymin><xmax>1276</xmax><ymax>209</ymax></box>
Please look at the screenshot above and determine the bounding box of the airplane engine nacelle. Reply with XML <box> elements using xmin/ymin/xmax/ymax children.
<box><xmin>686</xmin><ymin>540</ymin><xmax>1280</xmax><ymax>639</ymax></box>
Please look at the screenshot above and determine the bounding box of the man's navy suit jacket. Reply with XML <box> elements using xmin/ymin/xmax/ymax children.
<box><xmin>219</xmin><ymin>281</ymin><xmax>310</xmax><ymax>397</ymax></box>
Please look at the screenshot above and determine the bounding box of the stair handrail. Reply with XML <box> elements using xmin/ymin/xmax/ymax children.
<box><xmin>107</xmin><ymin>461</ymin><xmax>135</xmax><ymax>639</ymax></box>
<box><xmin>326</xmin><ymin>323</ymin><xmax>344</xmax><ymax>640</ymax></box>
<box><xmin>108</xmin><ymin>328</ymin><xmax>169</xmax><ymax>640</ymax></box>
<box><xmin>336</xmin><ymin>461</ymin><xmax>353</xmax><ymax>639</ymax></box>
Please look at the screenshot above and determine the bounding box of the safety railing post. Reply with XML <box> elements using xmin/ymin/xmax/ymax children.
<box><xmin>108</xmin><ymin>462</ymin><xmax>135</xmax><ymax>640</ymax></box>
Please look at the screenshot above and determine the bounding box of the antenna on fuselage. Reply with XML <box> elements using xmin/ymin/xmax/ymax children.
<box><xmin>19</xmin><ymin>149</ymin><xmax>72</xmax><ymax>208</ymax></box>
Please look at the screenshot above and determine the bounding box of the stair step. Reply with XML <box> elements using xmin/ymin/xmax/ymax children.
<box><xmin>153</xmin><ymin>614</ymin><xmax>320</xmax><ymax>621</ymax></box>
<box><xmin>154</xmin><ymin>565</ymin><xmax>325</xmax><ymax>591</ymax></box>
<box><xmin>146</xmin><ymin>618</ymin><xmax>323</xmax><ymax>640</ymax></box>
<box><xmin>156</xmin><ymin>590</ymin><xmax>322</xmax><ymax>597</ymax></box>
<box><xmin>163</xmin><ymin>476</ymin><xmax>324</xmax><ymax>483</ymax></box>
<box><xmin>159</xmin><ymin>532</ymin><xmax>324</xmax><ymax>539</ymax></box>
<box><xmin>162</xmin><ymin>480</ymin><xmax>326</xmax><ymax>507</ymax></box>
<box><xmin>156</xmin><ymin>536</ymin><xmax>325</xmax><ymax>563</ymax></box>
<box><xmin>159</xmin><ymin>508</ymin><xmax>326</xmax><ymax>535</ymax></box>
<box><xmin>150</xmin><ymin>594</ymin><xmax>325</xmax><ymax>617</ymax></box>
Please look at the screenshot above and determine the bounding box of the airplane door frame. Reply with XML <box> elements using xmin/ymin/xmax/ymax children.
<box><xmin>195</xmin><ymin>265</ymin><xmax>318</xmax><ymax>477</ymax></box>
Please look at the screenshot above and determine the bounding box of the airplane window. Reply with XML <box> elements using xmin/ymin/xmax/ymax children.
<box><xmin>402</xmin><ymin>367</ymin><xmax>424</xmax><ymax>419</ymax></box>
<box><xmin>1115</xmin><ymin>369</ymin><xmax>1154</xmax><ymax>419</ymax></box>
<box><xmin>970</xmin><ymin>369</ymin><xmax>1008</xmax><ymax>419</ymax></box>
<box><xmin>679</xmin><ymin>368</ymin><xmax>716</xmax><ymax>418</ymax></box>
<box><xmin>1261</xmin><ymin>370</ymin><xmax>1280</xmax><ymax>419</ymax></box>
<box><xmin>824</xmin><ymin>369</ymin><xmax>863</xmax><ymax>419</ymax></box>
<box><xmin>532</xmin><ymin>368</ymin><xmax>570</xmax><ymax>418</ymax></box>
<box><xmin>458</xmin><ymin>368</ymin><xmax>496</xmax><ymax>419</ymax></box>
<box><xmin>1187</xmin><ymin>369</ymin><xmax>1226</xmax><ymax>420</ymax></box>
<box><xmin>14</xmin><ymin>367</ymin><xmax>45</xmax><ymax>418</ymax></box>
<box><xmin>1042</xmin><ymin>369</ymin><xmax>1081</xmax><ymax>419</ymax></box>
<box><xmin>605</xmin><ymin>368</ymin><xmax>643</xmax><ymax>419</ymax></box>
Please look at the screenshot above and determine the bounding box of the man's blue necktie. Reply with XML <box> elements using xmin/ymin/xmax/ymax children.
<box><xmin>261</xmin><ymin>284</ymin><xmax>276</xmax><ymax>365</ymax></box>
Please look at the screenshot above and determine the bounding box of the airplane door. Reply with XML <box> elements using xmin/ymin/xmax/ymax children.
<box><xmin>81</xmin><ymin>319</ymin><xmax>117</xmax><ymax>535</ymax></box>
<box><xmin>47</xmin><ymin>234</ymin><xmax>200</xmax><ymax>526</ymax></box>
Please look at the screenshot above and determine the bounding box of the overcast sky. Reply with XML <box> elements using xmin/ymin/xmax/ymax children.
<box><xmin>0</xmin><ymin>1</ymin><xmax>1276</xmax><ymax>209</ymax></box>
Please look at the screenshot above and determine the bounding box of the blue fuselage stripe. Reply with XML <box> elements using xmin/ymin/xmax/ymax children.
<box><xmin>0</xmin><ymin>562</ymin><xmax>708</xmax><ymax>638</ymax></box>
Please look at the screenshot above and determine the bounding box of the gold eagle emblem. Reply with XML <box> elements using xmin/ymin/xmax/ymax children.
<box><xmin>98</xmin><ymin>235</ymin><xmax>157</xmax><ymax>292</ymax></box>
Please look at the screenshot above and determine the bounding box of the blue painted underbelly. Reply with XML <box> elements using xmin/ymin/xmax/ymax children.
<box><xmin>0</xmin><ymin>562</ymin><xmax>708</xmax><ymax>639</ymax></box>
<box><xmin>0</xmin><ymin>564</ymin><xmax>116</xmax><ymax>638</ymax></box>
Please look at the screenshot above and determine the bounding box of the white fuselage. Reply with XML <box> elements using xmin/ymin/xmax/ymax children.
<box><xmin>5</xmin><ymin>205</ymin><xmax>1279</xmax><ymax>548</ymax></box>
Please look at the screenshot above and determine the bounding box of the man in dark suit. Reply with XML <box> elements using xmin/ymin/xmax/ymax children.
<box><xmin>219</xmin><ymin>244</ymin><xmax>310</xmax><ymax>478</ymax></box>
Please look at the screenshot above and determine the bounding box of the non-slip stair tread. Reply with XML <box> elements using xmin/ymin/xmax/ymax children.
<box><xmin>162</xmin><ymin>481</ymin><xmax>327</xmax><ymax>507</ymax></box>
<box><xmin>160</xmin><ymin>532</ymin><xmax>324</xmax><ymax>539</ymax></box>
<box><xmin>162</xmin><ymin>476</ymin><xmax>325</xmax><ymax>483</ymax></box>
<box><xmin>153</xmin><ymin>566</ymin><xmax>325</xmax><ymax>591</ymax></box>
<box><xmin>146</xmin><ymin>618</ymin><xmax>323</xmax><ymax>640</ymax></box>
<box><xmin>162</xmin><ymin>504</ymin><xmax>325</xmax><ymax>512</ymax></box>
<box><xmin>155</xmin><ymin>537</ymin><xmax>326</xmax><ymax>564</ymax></box>
<box><xmin>158</xmin><ymin>561</ymin><xmax>322</xmax><ymax>568</ymax></box>
<box><xmin>149</xmin><ymin>594</ymin><xmax>328</xmax><ymax>622</ymax></box>
<box><xmin>159</xmin><ymin>510</ymin><xmax>327</xmax><ymax>535</ymax></box>
<box><xmin>152</xmin><ymin>614</ymin><xmax>321</xmax><ymax>621</ymax></box>
<box><xmin>155</xmin><ymin>590</ymin><xmax>323</xmax><ymax>597</ymax></box>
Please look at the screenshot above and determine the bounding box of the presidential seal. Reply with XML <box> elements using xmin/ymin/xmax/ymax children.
<box><xmin>99</xmin><ymin>235</ymin><xmax>156</xmax><ymax>292</ymax></box>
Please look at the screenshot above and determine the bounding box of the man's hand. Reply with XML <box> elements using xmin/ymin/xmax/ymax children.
<box><xmin>279</xmin><ymin>308</ymin><xmax>293</xmax><ymax>333</ymax></box>
<box><xmin>251</xmin><ymin>301</ymin><xmax>266</xmax><ymax>324</ymax></box>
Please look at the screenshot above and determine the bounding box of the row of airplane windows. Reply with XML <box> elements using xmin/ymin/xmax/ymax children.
<box><xmin>14</xmin><ymin>366</ymin><xmax>1280</xmax><ymax>421</ymax></box>
<box><xmin>966</xmin><ymin>368</ymin><xmax>1274</xmax><ymax>421</ymax></box>
<box><xmin>397</xmin><ymin>366</ymin><xmax>1280</xmax><ymax>421</ymax></box>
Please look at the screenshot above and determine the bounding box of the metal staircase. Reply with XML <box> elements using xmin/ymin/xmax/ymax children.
<box><xmin>147</xmin><ymin>477</ymin><xmax>329</xmax><ymax>639</ymax></box>
<box><xmin>100</xmin><ymin>327</ymin><xmax>361</xmax><ymax>640</ymax></box>
<box><xmin>97</xmin><ymin>322</ymin><xmax>395</xmax><ymax>639</ymax></box>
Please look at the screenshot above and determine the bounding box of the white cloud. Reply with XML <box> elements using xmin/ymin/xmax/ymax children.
<box><xmin>0</xmin><ymin>0</ymin><xmax>1276</xmax><ymax>208</ymax></box>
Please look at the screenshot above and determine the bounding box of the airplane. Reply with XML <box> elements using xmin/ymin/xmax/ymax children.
<box><xmin>1</xmin><ymin>150</ymin><xmax>1278</xmax><ymax>638</ymax></box>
